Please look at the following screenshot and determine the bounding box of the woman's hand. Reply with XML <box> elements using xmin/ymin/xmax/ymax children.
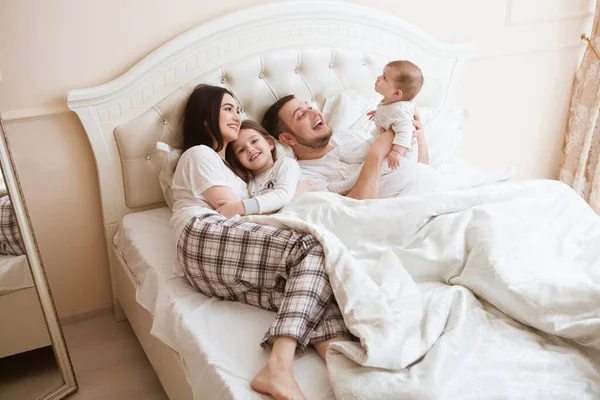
<box><xmin>412</xmin><ymin>111</ymin><xmax>429</xmax><ymax>164</ymax></box>
<box><xmin>412</xmin><ymin>111</ymin><xmax>423</xmax><ymax>144</ymax></box>
<box><xmin>215</xmin><ymin>200</ymin><xmax>245</xmax><ymax>219</ymax></box>
<box><xmin>294</xmin><ymin>181</ymin><xmax>313</xmax><ymax>197</ymax></box>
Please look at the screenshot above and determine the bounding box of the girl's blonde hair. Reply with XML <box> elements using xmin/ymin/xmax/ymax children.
<box><xmin>226</xmin><ymin>120</ymin><xmax>278</xmax><ymax>183</ymax></box>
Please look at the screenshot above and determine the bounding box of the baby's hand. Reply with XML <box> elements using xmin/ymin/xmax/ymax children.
<box><xmin>387</xmin><ymin>150</ymin><xmax>402</xmax><ymax>170</ymax></box>
<box><xmin>216</xmin><ymin>200</ymin><xmax>245</xmax><ymax>219</ymax></box>
<box><xmin>367</xmin><ymin>110</ymin><xmax>377</xmax><ymax>121</ymax></box>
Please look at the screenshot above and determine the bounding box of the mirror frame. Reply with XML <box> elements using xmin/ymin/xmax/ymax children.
<box><xmin>0</xmin><ymin>116</ymin><xmax>78</xmax><ymax>399</ymax></box>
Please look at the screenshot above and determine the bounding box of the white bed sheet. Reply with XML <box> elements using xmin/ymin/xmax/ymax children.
<box><xmin>114</xmin><ymin>208</ymin><xmax>334</xmax><ymax>400</ymax></box>
<box><xmin>0</xmin><ymin>254</ymin><xmax>32</xmax><ymax>296</ymax></box>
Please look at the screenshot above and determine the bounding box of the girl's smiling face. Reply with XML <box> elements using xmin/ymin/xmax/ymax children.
<box><xmin>231</xmin><ymin>128</ymin><xmax>275</xmax><ymax>175</ymax></box>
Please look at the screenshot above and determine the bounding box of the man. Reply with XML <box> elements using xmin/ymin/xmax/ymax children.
<box><xmin>261</xmin><ymin>95</ymin><xmax>439</xmax><ymax>200</ymax></box>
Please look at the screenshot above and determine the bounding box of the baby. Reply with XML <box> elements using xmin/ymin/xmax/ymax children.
<box><xmin>218</xmin><ymin>120</ymin><xmax>302</xmax><ymax>218</ymax></box>
<box><xmin>370</xmin><ymin>60</ymin><xmax>424</xmax><ymax>169</ymax></box>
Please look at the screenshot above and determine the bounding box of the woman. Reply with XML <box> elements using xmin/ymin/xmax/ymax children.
<box><xmin>171</xmin><ymin>84</ymin><xmax>352</xmax><ymax>400</ymax></box>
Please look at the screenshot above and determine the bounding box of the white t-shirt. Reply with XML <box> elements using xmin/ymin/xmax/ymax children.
<box><xmin>242</xmin><ymin>158</ymin><xmax>301</xmax><ymax>214</ymax></box>
<box><xmin>298</xmin><ymin>145</ymin><xmax>364</xmax><ymax>194</ymax></box>
<box><xmin>374</xmin><ymin>100</ymin><xmax>418</xmax><ymax>163</ymax></box>
<box><xmin>298</xmin><ymin>129</ymin><xmax>440</xmax><ymax>198</ymax></box>
<box><xmin>170</xmin><ymin>145</ymin><xmax>248</xmax><ymax>275</ymax></box>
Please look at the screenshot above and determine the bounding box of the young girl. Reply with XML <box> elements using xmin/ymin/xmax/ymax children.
<box><xmin>217</xmin><ymin>120</ymin><xmax>302</xmax><ymax>218</ymax></box>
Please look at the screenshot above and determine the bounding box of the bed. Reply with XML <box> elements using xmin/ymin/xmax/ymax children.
<box><xmin>67</xmin><ymin>2</ymin><xmax>600</xmax><ymax>399</ymax></box>
<box><xmin>0</xmin><ymin>195</ymin><xmax>51</xmax><ymax>359</ymax></box>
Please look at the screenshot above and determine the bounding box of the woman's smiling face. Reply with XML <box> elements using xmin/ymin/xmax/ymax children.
<box><xmin>218</xmin><ymin>93</ymin><xmax>241</xmax><ymax>144</ymax></box>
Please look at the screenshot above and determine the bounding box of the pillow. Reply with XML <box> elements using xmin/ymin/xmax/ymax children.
<box><xmin>322</xmin><ymin>90</ymin><xmax>380</xmax><ymax>135</ymax></box>
<box><xmin>416</xmin><ymin>106</ymin><xmax>468</xmax><ymax>168</ymax></box>
<box><xmin>156</xmin><ymin>142</ymin><xmax>182</xmax><ymax>209</ymax></box>
<box><xmin>321</xmin><ymin>90</ymin><xmax>468</xmax><ymax>168</ymax></box>
<box><xmin>274</xmin><ymin>140</ymin><xmax>296</xmax><ymax>160</ymax></box>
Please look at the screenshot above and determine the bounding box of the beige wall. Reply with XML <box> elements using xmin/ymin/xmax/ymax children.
<box><xmin>0</xmin><ymin>0</ymin><xmax>594</xmax><ymax>318</ymax></box>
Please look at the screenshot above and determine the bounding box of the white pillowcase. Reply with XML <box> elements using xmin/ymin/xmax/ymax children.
<box><xmin>274</xmin><ymin>140</ymin><xmax>296</xmax><ymax>160</ymax></box>
<box><xmin>321</xmin><ymin>90</ymin><xmax>468</xmax><ymax>168</ymax></box>
<box><xmin>156</xmin><ymin>142</ymin><xmax>182</xmax><ymax>209</ymax></box>
<box><xmin>322</xmin><ymin>91</ymin><xmax>380</xmax><ymax>136</ymax></box>
<box><xmin>416</xmin><ymin>106</ymin><xmax>468</xmax><ymax>168</ymax></box>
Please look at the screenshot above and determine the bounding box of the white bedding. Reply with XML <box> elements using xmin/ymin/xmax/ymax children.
<box><xmin>114</xmin><ymin>208</ymin><xmax>334</xmax><ymax>400</ymax></box>
<box><xmin>245</xmin><ymin>179</ymin><xmax>600</xmax><ymax>399</ymax></box>
<box><xmin>0</xmin><ymin>254</ymin><xmax>32</xmax><ymax>296</ymax></box>
<box><xmin>116</xmin><ymin>177</ymin><xmax>600</xmax><ymax>399</ymax></box>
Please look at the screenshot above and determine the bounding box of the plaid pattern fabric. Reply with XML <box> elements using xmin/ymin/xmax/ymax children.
<box><xmin>177</xmin><ymin>213</ymin><xmax>350</xmax><ymax>351</ymax></box>
<box><xmin>0</xmin><ymin>195</ymin><xmax>24</xmax><ymax>256</ymax></box>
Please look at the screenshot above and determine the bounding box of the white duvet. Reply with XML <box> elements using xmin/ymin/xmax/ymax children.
<box><xmin>247</xmin><ymin>179</ymin><xmax>600</xmax><ymax>399</ymax></box>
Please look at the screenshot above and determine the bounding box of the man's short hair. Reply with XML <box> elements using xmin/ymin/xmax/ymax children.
<box><xmin>261</xmin><ymin>94</ymin><xmax>296</xmax><ymax>139</ymax></box>
<box><xmin>387</xmin><ymin>60</ymin><xmax>424</xmax><ymax>101</ymax></box>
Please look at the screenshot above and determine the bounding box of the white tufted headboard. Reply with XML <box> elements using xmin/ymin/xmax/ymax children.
<box><xmin>67</xmin><ymin>1</ymin><xmax>470</xmax><ymax>229</ymax></box>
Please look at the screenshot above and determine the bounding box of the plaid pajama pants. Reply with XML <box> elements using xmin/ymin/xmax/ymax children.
<box><xmin>0</xmin><ymin>195</ymin><xmax>24</xmax><ymax>256</ymax></box>
<box><xmin>176</xmin><ymin>213</ymin><xmax>350</xmax><ymax>351</ymax></box>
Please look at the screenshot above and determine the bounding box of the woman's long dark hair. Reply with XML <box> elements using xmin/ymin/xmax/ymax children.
<box><xmin>182</xmin><ymin>84</ymin><xmax>234</xmax><ymax>153</ymax></box>
<box><xmin>226</xmin><ymin>120</ymin><xmax>278</xmax><ymax>183</ymax></box>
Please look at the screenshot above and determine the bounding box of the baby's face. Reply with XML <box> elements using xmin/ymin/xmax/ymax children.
<box><xmin>375</xmin><ymin>66</ymin><xmax>400</xmax><ymax>102</ymax></box>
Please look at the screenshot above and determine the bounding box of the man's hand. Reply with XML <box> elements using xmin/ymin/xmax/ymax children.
<box><xmin>215</xmin><ymin>200</ymin><xmax>245</xmax><ymax>218</ymax></box>
<box><xmin>295</xmin><ymin>181</ymin><xmax>313</xmax><ymax>196</ymax></box>
<box><xmin>369</xmin><ymin>129</ymin><xmax>395</xmax><ymax>161</ymax></box>
<box><xmin>387</xmin><ymin>150</ymin><xmax>402</xmax><ymax>170</ymax></box>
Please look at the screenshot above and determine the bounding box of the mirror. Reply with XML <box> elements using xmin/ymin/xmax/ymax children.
<box><xmin>0</xmin><ymin>117</ymin><xmax>77</xmax><ymax>399</ymax></box>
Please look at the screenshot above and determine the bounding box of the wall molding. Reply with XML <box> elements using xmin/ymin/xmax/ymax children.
<box><xmin>505</xmin><ymin>0</ymin><xmax>594</xmax><ymax>26</ymax></box>
<box><xmin>1</xmin><ymin>104</ymin><xmax>72</xmax><ymax>124</ymax></box>
<box><xmin>471</xmin><ymin>42</ymin><xmax>585</xmax><ymax>61</ymax></box>
<box><xmin>59</xmin><ymin>304</ymin><xmax>112</xmax><ymax>326</ymax></box>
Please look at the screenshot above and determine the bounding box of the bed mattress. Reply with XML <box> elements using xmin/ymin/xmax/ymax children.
<box><xmin>114</xmin><ymin>207</ymin><xmax>334</xmax><ymax>400</ymax></box>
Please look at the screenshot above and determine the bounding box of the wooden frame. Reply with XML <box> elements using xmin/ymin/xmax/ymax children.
<box><xmin>0</xmin><ymin>286</ymin><xmax>51</xmax><ymax>358</ymax></box>
<box><xmin>0</xmin><ymin>117</ymin><xmax>78</xmax><ymax>399</ymax></box>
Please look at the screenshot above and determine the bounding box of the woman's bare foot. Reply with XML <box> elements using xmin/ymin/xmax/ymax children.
<box><xmin>251</xmin><ymin>362</ymin><xmax>306</xmax><ymax>400</ymax></box>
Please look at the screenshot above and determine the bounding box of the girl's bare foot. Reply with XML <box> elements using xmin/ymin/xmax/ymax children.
<box><xmin>251</xmin><ymin>362</ymin><xmax>306</xmax><ymax>400</ymax></box>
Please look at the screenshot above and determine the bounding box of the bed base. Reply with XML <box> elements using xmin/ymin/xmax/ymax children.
<box><xmin>108</xmin><ymin>235</ymin><xmax>193</xmax><ymax>400</ymax></box>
